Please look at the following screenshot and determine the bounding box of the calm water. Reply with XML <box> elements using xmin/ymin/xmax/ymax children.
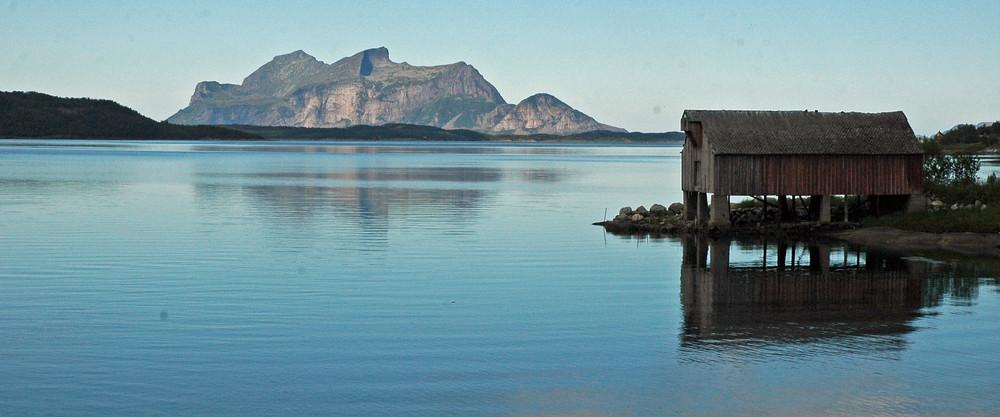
<box><xmin>1</xmin><ymin>140</ymin><xmax>998</xmax><ymax>416</ymax></box>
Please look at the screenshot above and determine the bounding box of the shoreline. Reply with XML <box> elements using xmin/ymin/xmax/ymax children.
<box><xmin>595</xmin><ymin>215</ymin><xmax>1000</xmax><ymax>258</ymax></box>
<box><xmin>831</xmin><ymin>227</ymin><xmax>1000</xmax><ymax>257</ymax></box>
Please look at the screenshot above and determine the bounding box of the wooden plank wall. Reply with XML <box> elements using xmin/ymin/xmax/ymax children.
<box><xmin>713</xmin><ymin>154</ymin><xmax>923</xmax><ymax>195</ymax></box>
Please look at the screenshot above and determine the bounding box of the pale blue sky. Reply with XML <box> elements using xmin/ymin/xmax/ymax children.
<box><xmin>2</xmin><ymin>0</ymin><xmax>997</xmax><ymax>135</ymax></box>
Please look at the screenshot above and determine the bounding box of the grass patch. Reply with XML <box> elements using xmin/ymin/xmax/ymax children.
<box><xmin>863</xmin><ymin>206</ymin><xmax>1000</xmax><ymax>233</ymax></box>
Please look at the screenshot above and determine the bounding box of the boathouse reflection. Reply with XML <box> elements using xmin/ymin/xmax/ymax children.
<box><xmin>680</xmin><ymin>236</ymin><xmax>926</xmax><ymax>356</ymax></box>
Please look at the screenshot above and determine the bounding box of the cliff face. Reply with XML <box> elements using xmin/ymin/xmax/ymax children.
<box><xmin>168</xmin><ymin>48</ymin><xmax>624</xmax><ymax>135</ymax></box>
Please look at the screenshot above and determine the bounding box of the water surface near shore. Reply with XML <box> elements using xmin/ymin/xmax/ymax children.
<box><xmin>1</xmin><ymin>140</ymin><xmax>998</xmax><ymax>415</ymax></box>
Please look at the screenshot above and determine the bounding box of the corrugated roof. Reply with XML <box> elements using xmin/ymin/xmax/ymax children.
<box><xmin>682</xmin><ymin>110</ymin><xmax>923</xmax><ymax>155</ymax></box>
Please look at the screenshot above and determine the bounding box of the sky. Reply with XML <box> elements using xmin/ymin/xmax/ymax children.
<box><xmin>2</xmin><ymin>0</ymin><xmax>998</xmax><ymax>135</ymax></box>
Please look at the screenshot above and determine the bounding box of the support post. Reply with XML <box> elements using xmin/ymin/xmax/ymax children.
<box><xmin>905</xmin><ymin>193</ymin><xmax>926</xmax><ymax>214</ymax></box>
<box><xmin>709</xmin><ymin>194</ymin><xmax>731</xmax><ymax>227</ymax></box>
<box><xmin>843</xmin><ymin>195</ymin><xmax>849</xmax><ymax>222</ymax></box>
<box><xmin>684</xmin><ymin>191</ymin><xmax>698</xmax><ymax>221</ymax></box>
<box><xmin>778</xmin><ymin>195</ymin><xmax>792</xmax><ymax>221</ymax></box>
<box><xmin>819</xmin><ymin>194</ymin><xmax>831</xmax><ymax>223</ymax></box>
<box><xmin>697</xmin><ymin>192</ymin><xmax>709</xmax><ymax>225</ymax></box>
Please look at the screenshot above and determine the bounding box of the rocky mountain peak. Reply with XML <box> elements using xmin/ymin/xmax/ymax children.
<box><xmin>359</xmin><ymin>48</ymin><xmax>391</xmax><ymax>76</ymax></box>
<box><xmin>240</xmin><ymin>50</ymin><xmax>327</xmax><ymax>97</ymax></box>
<box><xmin>168</xmin><ymin>48</ymin><xmax>624</xmax><ymax>135</ymax></box>
<box><xmin>489</xmin><ymin>93</ymin><xmax>626</xmax><ymax>135</ymax></box>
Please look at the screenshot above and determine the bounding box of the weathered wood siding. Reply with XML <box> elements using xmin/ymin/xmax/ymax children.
<box><xmin>681</xmin><ymin>134</ymin><xmax>715</xmax><ymax>192</ymax></box>
<box><xmin>711</xmin><ymin>154</ymin><xmax>923</xmax><ymax>195</ymax></box>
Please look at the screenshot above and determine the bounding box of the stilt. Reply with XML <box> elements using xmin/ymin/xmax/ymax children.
<box><xmin>709</xmin><ymin>194</ymin><xmax>731</xmax><ymax>227</ymax></box>
<box><xmin>697</xmin><ymin>192</ymin><xmax>709</xmax><ymax>226</ymax></box>
<box><xmin>683</xmin><ymin>191</ymin><xmax>698</xmax><ymax>221</ymax></box>
<box><xmin>819</xmin><ymin>194</ymin><xmax>831</xmax><ymax>223</ymax></box>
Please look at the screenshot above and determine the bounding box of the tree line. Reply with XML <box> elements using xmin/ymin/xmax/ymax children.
<box><xmin>0</xmin><ymin>91</ymin><xmax>260</xmax><ymax>139</ymax></box>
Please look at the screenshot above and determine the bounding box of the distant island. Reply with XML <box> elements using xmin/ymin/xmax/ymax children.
<box><xmin>167</xmin><ymin>47</ymin><xmax>628</xmax><ymax>136</ymax></box>
<box><xmin>225</xmin><ymin>124</ymin><xmax>684</xmax><ymax>142</ymax></box>
<box><xmin>0</xmin><ymin>91</ymin><xmax>685</xmax><ymax>142</ymax></box>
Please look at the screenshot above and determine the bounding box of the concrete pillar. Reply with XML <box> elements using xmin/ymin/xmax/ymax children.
<box><xmin>709</xmin><ymin>194</ymin><xmax>731</xmax><ymax>227</ymax></box>
<box><xmin>904</xmin><ymin>193</ymin><xmax>926</xmax><ymax>214</ymax></box>
<box><xmin>684</xmin><ymin>191</ymin><xmax>698</xmax><ymax>221</ymax></box>
<box><xmin>843</xmin><ymin>195</ymin><xmax>850</xmax><ymax>222</ymax></box>
<box><xmin>819</xmin><ymin>194</ymin><xmax>832</xmax><ymax>223</ymax></box>
<box><xmin>697</xmin><ymin>192</ymin><xmax>709</xmax><ymax>225</ymax></box>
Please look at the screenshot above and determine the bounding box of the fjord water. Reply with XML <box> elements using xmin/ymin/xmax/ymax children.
<box><xmin>1</xmin><ymin>140</ymin><xmax>998</xmax><ymax>416</ymax></box>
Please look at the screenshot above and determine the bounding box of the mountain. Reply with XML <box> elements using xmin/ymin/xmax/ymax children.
<box><xmin>0</xmin><ymin>91</ymin><xmax>261</xmax><ymax>139</ymax></box>
<box><xmin>489</xmin><ymin>93</ymin><xmax>623</xmax><ymax>135</ymax></box>
<box><xmin>168</xmin><ymin>47</ymin><xmax>626</xmax><ymax>135</ymax></box>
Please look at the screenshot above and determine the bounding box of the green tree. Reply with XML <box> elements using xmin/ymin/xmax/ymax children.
<box><xmin>923</xmin><ymin>137</ymin><xmax>980</xmax><ymax>186</ymax></box>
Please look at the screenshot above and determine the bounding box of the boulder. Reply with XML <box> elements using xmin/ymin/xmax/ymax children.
<box><xmin>649</xmin><ymin>203</ymin><xmax>668</xmax><ymax>214</ymax></box>
<box><xmin>630</xmin><ymin>213</ymin><xmax>644</xmax><ymax>222</ymax></box>
<box><xmin>619</xmin><ymin>206</ymin><xmax>632</xmax><ymax>216</ymax></box>
<box><xmin>668</xmin><ymin>202</ymin><xmax>684</xmax><ymax>215</ymax></box>
<box><xmin>635</xmin><ymin>205</ymin><xmax>648</xmax><ymax>215</ymax></box>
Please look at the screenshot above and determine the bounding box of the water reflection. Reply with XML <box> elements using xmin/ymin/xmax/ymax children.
<box><xmin>192</xmin><ymin>164</ymin><xmax>569</xmax><ymax>246</ymax></box>
<box><xmin>189</xmin><ymin>142</ymin><xmax>583</xmax><ymax>155</ymax></box>
<box><xmin>978</xmin><ymin>154</ymin><xmax>1000</xmax><ymax>180</ymax></box>
<box><xmin>679</xmin><ymin>236</ymin><xmax>930</xmax><ymax>360</ymax></box>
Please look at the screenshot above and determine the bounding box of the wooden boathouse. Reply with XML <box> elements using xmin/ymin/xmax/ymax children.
<box><xmin>680</xmin><ymin>110</ymin><xmax>924</xmax><ymax>226</ymax></box>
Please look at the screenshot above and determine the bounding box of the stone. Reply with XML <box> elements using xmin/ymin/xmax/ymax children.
<box><xmin>635</xmin><ymin>205</ymin><xmax>648</xmax><ymax>215</ymax></box>
<box><xmin>975</xmin><ymin>200</ymin><xmax>983</xmax><ymax>208</ymax></box>
<box><xmin>619</xmin><ymin>206</ymin><xmax>632</xmax><ymax>216</ymax></box>
<box><xmin>951</xmin><ymin>203</ymin><xmax>960</xmax><ymax>210</ymax></box>
<box><xmin>667</xmin><ymin>202</ymin><xmax>684</xmax><ymax>215</ymax></box>
<box><xmin>630</xmin><ymin>213</ymin><xmax>644</xmax><ymax>222</ymax></box>
<box><xmin>614</xmin><ymin>214</ymin><xmax>629</xmax><ymax>221</ymax></box>
<box><xmin>982</xmin><ymin>204</ymin><xmax>988</xmax><ymax>210</ymax></box>
<box><xmin>649</xmin><ymin>203</ymin><xmax>668</xmax><ymax>214</ymax></box>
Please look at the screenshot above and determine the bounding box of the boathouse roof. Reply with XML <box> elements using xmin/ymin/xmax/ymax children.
<box><xmin>681</xmin><ymin>110</ymin><xmax>923</xmax><ymax>155</ymax></box>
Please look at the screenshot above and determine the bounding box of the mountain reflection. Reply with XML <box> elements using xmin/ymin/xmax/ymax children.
<box><xmin>194</xmin><ymin>165</ymin><xmax>566</xmax><ymax>246</ymax></box>
<box><xmin>679</xmin><ymin>236</ymin><xmax>936</xmax><ymax>359</ymax></box>
<box><xmin>245</xmin><ymin>167</ymin><xmax>505</xmax><ymax>183</ymax></box>
<box><xmin>190</xmin><ymin>143</ymin><xmax>580</xmax><ymax>155</ymax></box>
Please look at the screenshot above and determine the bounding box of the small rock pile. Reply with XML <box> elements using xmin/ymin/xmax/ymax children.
<box><xmin>927</xmin><ymin>196</ymin><xmax>988</xmax><ymax>211</ymax></box>
<box><xmin>611</xmin><ymin>203</ymin><xmax>681</xmax><ymax>222</ymax></box>
<box><xmin>730</xmin><ymin>206</ymin><xmax>779</xmax><ymax>225</ymax></box>
<box><xmin>596</xmin><ymin>202</ymin><xmax>859</xmax><ymax>237</ymax></box>
<box><xmin>599</xmin><ymin>203</ymin><xmax>685</xmax><ymax>235</ymax></box>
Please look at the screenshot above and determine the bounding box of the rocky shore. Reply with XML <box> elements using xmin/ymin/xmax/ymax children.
<box><xmin>595</xmin><ymin>203</ymin><xmax>1000</xmax><ymax>257</ymax></box>
<box><xmin>593</xmin><ymin>204</ymin><xmax>860</xmax><ymax>238</ymax></box>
